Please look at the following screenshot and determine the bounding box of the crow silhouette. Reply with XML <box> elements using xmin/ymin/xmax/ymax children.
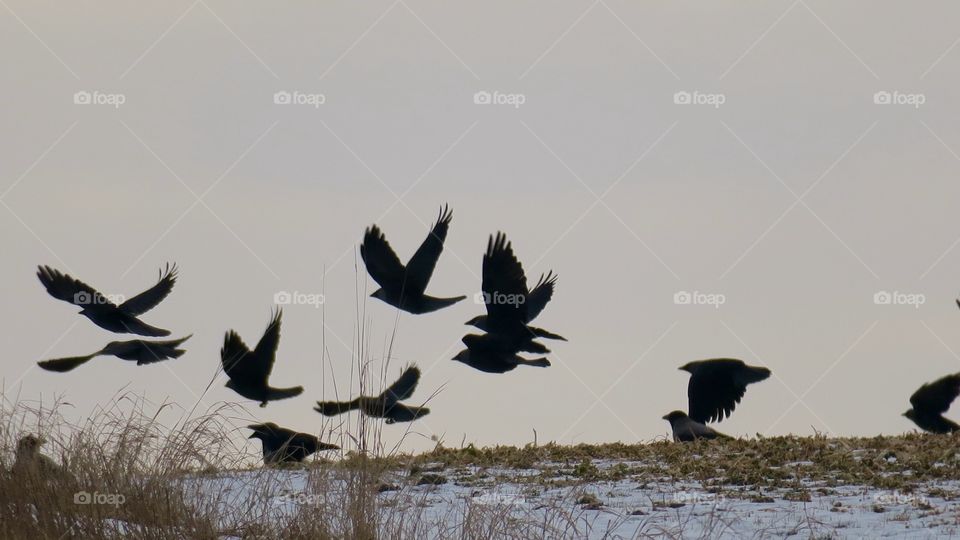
<box><xmin>360</xmin><ymin>204</ymin><xmax>466</xmax><ymax>314</ymax></box>
<box><xmin>247</xmin><ymin>422</ymin><xmax>339</xmax><ymax>465</ymax></box>
<box><xmin>465</xmin><ymin>233</ymin><xmax>565</xmax><ymax>348</ymax></box>
<box><xmin>680</xmin><ymin>358</ymin><xmax>771</xmax><ymax>423</ymax></box>
<box><xmin>314</xmin><ymin>365</ymin><xmax>430</xmax><ymax>424</ymax></box>
<box><xmin>662</xmin><ymin>411</ymin><xmax>731</xmax><ymax>442</ymax></box>
<box><xmin>37</xmin><ymin>335</ymin><xmax>192</xmax><ymax>372</ymax></box>
<box><xmin>221</xmin><ymin>309</ymin><xmax>303</xmax><ymax>407</ymax></box>
<box><xmin>452</xmin><ymin>333</ymin><xmax>550</xmax><ymax>374</ymax></box>
<box><xmin>37</xmin><ymin>264</ymin><xmax>177</xmax><ymax>336</ymax></box>
<box><xmin>904</xmin><ymin>373</ymin><xmax>960</xmax><ymax>434</ymax></box>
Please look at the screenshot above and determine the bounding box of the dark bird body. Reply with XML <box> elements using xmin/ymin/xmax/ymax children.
<box><xmin>248</xmin><ymin>423</ymin><xmax>338</xmax><ymax>465</ymax></box>
<box><xmin>360</xmin><ymin>204</ymin><xmax>465</xmax><ymax>314</ymax></box>
<box><xmin>37</xmin><ymin>335</ymin><xmax>192</xmax><ymax>372</ymax></box>
<box><xmin>680</xmin><ymin>358</ymin><xmax>771</xmax><ymax>423</ymax></box>
<box><xmin>315</xmin><ymin>365</ymin><xmax>430</xmax><ymax>424</ymax></box>
<box><xmin>662</xmin><ymin>411</ymin><xmax>731</xmax><ymax>442</ymax></box>
<box><xmin>452</xmin><ymin>333</ymin><xmax>550</xmax><ymax>374</ymax></box>
<box><xmin>904</xmin><ymin>373</ymin><xmax>960</xmax><ymax>434</ymax></box>
<box><xmin>37</xmin><ymin>264</ymin><xmax>178</xmax><ymax>337</ymax></box>
<box><xmin>221</xmin><ymin>310</ymin><xmax>303</xmax><ymax>407</ymax></box>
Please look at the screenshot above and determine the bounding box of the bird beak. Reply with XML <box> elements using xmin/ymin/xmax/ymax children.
<box><xmin>661</xmin><ymin>414</ymin><xmax>669</xmax><ymax>420</ymax></box>
<box><xmin>247</xmin><ymin>433</ymin><xmax>258</xmax><ymax>439</ymax></box>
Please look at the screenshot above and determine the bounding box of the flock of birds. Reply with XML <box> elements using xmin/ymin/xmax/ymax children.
<box><xmin>12</xmin><ymin>204</ymin><xmax>960</xmax><ymax>467</ymax></box>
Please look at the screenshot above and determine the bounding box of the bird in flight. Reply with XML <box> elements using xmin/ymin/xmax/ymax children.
<box><xmin>466</xmin><ymin>233</ymin><xmax>565</xmax><ymax>348</ymax></box>
<box><xmin>903</xmin><ymin>373</ymin><xmax>960</xmax><ymax>434</ymax></box>
<box><xmin>314</xmin><ymin>365</ymin><xmax>430</xmax><ymax>424</ymax></box>
<box><xmin>680</xmin><ymin>358</ymin><xmax>771</xmax><ymax>424</ymax></box>
<box><xmin>360</xmin><ymin>204</ymin><xmax>466</xmax><ymax>314</ymax></box>
<box><xmin>37</xmin><ymin>264</ymin><xmax>178</xmax><ymax>337</ymax></box>
<box><xmin>662</xmin><ymin>411</ymin><xmax>731</xmax><ymax>442</ymax></box>
<box><xmin>221</xmin><ymin>309</ymin><xmax>303</xmax><ymax>407</ymax></box>
<box><xmin>247</xmin><ymin>422</ymin><xmax>339</xmax><ymax>465</ymax></box>
<box><xmin>452</xmin><ymin>333</ymin><xmax>550</xmax><ymax>374</ymax></box>
<box><xmin>37</xmin><ymin>335</ymin><xmax>192</xmax><ymax>373</ymax></box>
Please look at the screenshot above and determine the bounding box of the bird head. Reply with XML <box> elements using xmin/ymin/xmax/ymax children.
<box><xmin>17</xmin><ymin>435</ymin><xmax>45</xmax><ymax>455</ymax></box>
<box><xmin>247</xmin><ymin>423</ymin><xmax>277</xmax><ymax>439</ymax></box>
<box><xmin>677</xmin><ymin>362</ymin><xmax>698</xmax><ymax>373</ymax></box>
<box><xmin>902</xmin><ymin>409</ymin><xmax>916</xmax><ymax>421</ymax></box>
<box><xmin>370</xmin><ymin>288</ymin><xmax>387</xmax><ymax>301</ymax></box>
<box><xmin>662</xmin><ymin>411</ymin><xmax>687</xmax><ymax>423</ymax></box>
<box><xmin>464</xmin><ymin>315</ymin><xmax>485</xmax><ymax>330</ymax></box>
<box><xmin>451</xmin><ymin>349</ymin><xmax>470</xmax><ymax>364</ymax></box>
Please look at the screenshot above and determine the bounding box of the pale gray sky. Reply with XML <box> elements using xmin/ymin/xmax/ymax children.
<box><xmin>3</xmin><ymin>1</ymin><xmax>960</xmax><ymax>454</ymax></box>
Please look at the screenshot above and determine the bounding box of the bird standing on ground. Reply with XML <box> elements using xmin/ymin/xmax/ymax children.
<box><xmin>680</xmin><ymin>358</ymin><xmax>771</xmax><ymax>423</ymax></box>
<box><xmin>221</xmin><ymin>309</ymin><xmax>303</xmax><ymax>407</ymax></box>
<box><xmin>662</xmin><ymin>411</ymin><xmax>731</xmax><ymax>442</ymax></box>
<box><xmin>36</xmin><ymin>264</ymin><xmax>178</xmax><ymax>337</ymax></box>
<box><xmin>37</xmin><ymin>335</ymin><xmax>192</xmax><ymax>372</ymax></box>
<box><xmin>903</xmin><ymin>373</ymin><xmax>960</xmax><ymax>434</ymax></box>
<box><xmin>314</xmin><ymin>365</ymin><xmax>430</xmax><ymax>424</ymax></box>
<box><xmin>247</xmin><ymin>423</ymin><xmax>339</xmax><ymax>465</ymax></box>
<box><xmin>452</xmin><ymin>333</ymin><xmax>550</xmax><ymax>374</ymax></box>
<box><xmin>12</xmin><ymin>435</ymin><xmax>72</xmax><ymax>483</ymax></box>
<box><xmin>360</xmin><ymin>204</ymin><xmax>466</xmax><ymax>314</ymax></box>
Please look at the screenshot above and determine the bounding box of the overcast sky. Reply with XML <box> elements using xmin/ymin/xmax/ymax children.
<box><xmin>3</xmin><ymin>1</ymin><xmax>960</xmax><ymax>455</ymax></box>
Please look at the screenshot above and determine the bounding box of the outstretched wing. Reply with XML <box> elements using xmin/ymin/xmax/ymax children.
<box><xmin>910</xmin><ymin>374</ymin><xmax>960</xmax><ymax>416</ymax></box>
<box><xmin>252</xmin><ymin>309</ymin><xmax>283</xmax><ymax>380</ymax></box>
<box><xmin>36</xmin><ymin>266</ymin><xmax>114</xmax><ymax>308</ymax></box>
<box><xmin>481</xmin><ymin>232</ymin><xmax>528</xmax><ymax>324</ymax></box>
<box><xmin>380</xmin><ymin>365</ymin><xmax>421</xmax><ymax>404</ymax></box>
<box><xmin>360</xmin><ymin>225</ymin><xmax>406</xmax><ymax>291</ymax></box>
<box><xmin>119</xmin><ymin>263</ymin><xmax>178</xmax><ymax>316</ymax></box>
<box><xmin>404</xmin><ymin>204</ymin><xmax>453</xmax><ymax>295</ymax></box>
<box><xmin>688</xmin><ymin>360</ymin><xmax>769</xmax><ymax>424</ymax></box>
<box><xmin>220</xmin><ymin>331</ymin><xmax>257</xmax><ymax>382</ymax></box>
<box><xmin>524</xmin><ymin>271</ymin><xmax>557</xmax><ymax>323</ymax></box>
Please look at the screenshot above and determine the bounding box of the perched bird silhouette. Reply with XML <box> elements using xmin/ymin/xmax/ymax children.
<box><xmin>662</xmin><ymin>411</ymin><xmax>731</xmax><ymax>442</ymax></box>
<box><xmin>452</xmin><ymin>333</ymin><xmax>550</xmax><ymax>374</ymax></box>
<box><xmin>37</xmin><ymin>264</ymin><xmax>177</xmax><ymax>337</ymax></box>
<box><xmin>680</xmin><ymin>358</ymin><xmax>771</xmax><ymax>423</ymax></box>
<box><xmin>221</xmin><ymin>309</ymin><xmax>303</xmax><ymax>407</ymax></box>
<box><xmin>466</xmin><ymin>233</ymin><xmax>565</xmax><ymax>347</ymax></box>
<box><xmin>314</xmin><ymin>365</ymin><xmax>430</xmax><ymax>424</ymax></box>
<box><xmin>12</xmin><ymin>435</ymin><xmax>76</xmax><ymax>487</ymax></box>
<box><xmin>37</xmin><ymin>335</ymin><xmax>192</xmax><ymax>373</ymax></box>
<box><xmin>360</xmin><ymin>204</ymin><xmax>466</xmax><ymax>314</ymax></box>
<box><xmin>903</xmin><ymin>373</ymin><xmax>960</xmax><ymax>434</ymax></box>
<box><xmin>247</xmin><ymin>422</ymin><xmax>339</xmax><ymax>465</ymax></box>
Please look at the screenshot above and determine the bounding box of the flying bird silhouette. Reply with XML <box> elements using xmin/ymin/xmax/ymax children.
<box><xmin>314</xmin><ymin>365</ymin><xmax>430</xmax><ymax>424</ymax></box>
<box><xmin>360</xmin><ymin>204</ymin><xmax>466</xmax><ymax>314</ymax></box>
<box><xmin>221</xmin><ymin>309</ymin><xmax>303</xmax><ymax>407</ymax></box>
<box><xmin>37</xmin><ymin>335</ymin><xmax>192</xmax><ymax>372</ymax></box>
<box><xmin>247</xmin><ymin>422</ymin><xmax>339</xmax><ymax>465</ymax></box>
<box><xmin>37</xmin><ymin>264</ymin><xmax>177</xmax><ymax>337</ymax></box>
<box><xmin>662</xmin><ymin>411</ymin><xmax>731</xmax><ymax>442</ymax></box>
<box><xmin>452</xmin><ymin>333</ymin><xmax>550</xmax><ymax>374</ymax></box>
<box><xmin>466</xmin><ymin>233</ymin><xmax>565</xmax><ymax>347</ymax></box>
<box><xmin>680</xmin><ymin>358</ymin><xmax>771</xmax><ymax>423</ymax></box>
<box><xmin>904</xmin><ymin>373</ymin><xmax>960</xmax><ymax>434</ymax></box>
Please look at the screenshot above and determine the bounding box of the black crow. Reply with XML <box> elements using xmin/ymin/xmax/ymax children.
<box><xmin>37</xmin><ymin>335</ymin><xmax>192</xmax><ymax>373</ymax></box>
<box><xmin>465</xmin><ymin>233</ymin><xmax>565</xmax><ymax>350</ymax></box>
<box><xmin>904</xmin><ymin>373</ymin><xmax>960</xmax><ymax>434</ymax></box>
<box><xmin>680</xmin><ymin>358</ymin><xmax>771</xmax><ymax>423</ymax></box>
<box><xmin>451</xmin><ymin>334</ymin><xmax>550</xmax><ymax>374</ymax></box>
<box><xmin>314</xmin><ymin>365</ymin><xmax>430</xmax><ymax>424</ymax></box>
<box><xmin>662</xmin><ymin>411</ymin><xmax>731</xmax><ymax>442</ymax></box>
<box><xmin>221</xmin><ymin>309</ymin><xmax>303</xmax><ymax>407</ymax></box>
<box><xmin>37</xmin><ymin>264</ymin><xmax>177</xmax><ymax>337</ymax></box>
<box><xmin>247</xmin><ymin>422</ymin><xmax>339</xmax><ymax>465</ymax></box>
<box><xmin>360</xmin><ymin>204</ymin><xmax>466</xmax><ymax>314</ymax></box>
